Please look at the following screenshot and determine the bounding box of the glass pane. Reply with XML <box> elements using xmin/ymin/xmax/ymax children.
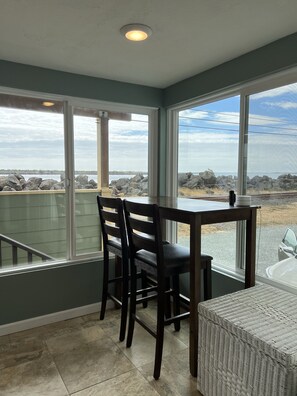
<box><xmin>0</xmin><ymin>94</ymin><xmax>66</xmax><ymax>270</ymax></box>
<box><xmin>109</xmin><ymin>113</ymin><xmax>149</xmax><ymax>197</ymax></box>
<box><xmin>178</xmin><ymin>96</ymin><xmax>240</xmax><ymax>270</ymax></box>
<box><xmin>73</xmin><ymin>108</ymin><xmax>100</xmax><ymax>256</ymax></box>
<box><xmin>246</xmin><ymin>82</ymin><xmax>297</xmax><ymax>288</ymax></box>
<box><xmin>73</xmin><ymin>109</ymin><xmax>149</xmax><ymax>256</ymax></box>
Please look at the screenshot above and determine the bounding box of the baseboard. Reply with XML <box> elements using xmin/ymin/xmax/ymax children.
<box><xmin>0</xmin><ymin>300</ymin><xmax>114</xmax><ymax>336</ymax></box>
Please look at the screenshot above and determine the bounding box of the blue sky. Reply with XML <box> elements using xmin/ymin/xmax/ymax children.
<box><xmin>178</xmin><ymin>82</ymin><xmax>297</xmax><ymax>176</ymax></box>
<box><xmin>0</xmin><ymin>82</ymin><xmax>296</xmax><ymax>176</ymax></box>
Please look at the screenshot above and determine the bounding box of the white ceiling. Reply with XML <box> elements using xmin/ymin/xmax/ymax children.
<box><xmin>0</xmin><ymin>0</ymin><xmax>297</xmax><ymax>89</ymax></box>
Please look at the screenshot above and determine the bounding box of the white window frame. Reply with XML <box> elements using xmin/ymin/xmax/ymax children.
<box><xmin>0</xmin><ymin>86</ymin><xmax>159</xmax><ymax>273</ymax></box>
<box><xmin>166</xmin><ymin>66</ymin><xmax>297</xmax><ymax>282</ymax></box>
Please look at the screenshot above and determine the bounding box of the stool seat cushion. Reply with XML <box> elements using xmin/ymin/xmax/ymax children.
<box><xmin>136</xmin><ymin>244</ymin><xmax>212</xmax><ymax>276</ymax></box>
<box><xmin>198</xmin><ymin>284</ymin><xmax>297</xmax><ymax>396</ymax></box>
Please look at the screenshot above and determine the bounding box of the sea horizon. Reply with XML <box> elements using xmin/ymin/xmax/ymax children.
<box><xmin>1</xmin><ymin>170</ymin><xmax>296</xmax><ymax>183</ymax></box>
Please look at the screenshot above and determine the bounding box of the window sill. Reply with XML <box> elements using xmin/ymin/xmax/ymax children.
<box><xmin>0</xmin><ymin>255</ymin><xmax>103</xmax><ymax>277</ymax></box>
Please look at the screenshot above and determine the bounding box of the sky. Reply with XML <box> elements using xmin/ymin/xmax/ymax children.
<box><xmin>0</xmin><ymin>82</ymin><xmax>297</xmax><ymax>176</ymax></box>
<box><xmin>0</xmin><ymin>110</ymin><xmax>149</xmax><ymax>172</ymax></box>
<box><xmin>178</xmin><ymin>82</ymin><xmax>297</xmax><ymax>176</ymax></box>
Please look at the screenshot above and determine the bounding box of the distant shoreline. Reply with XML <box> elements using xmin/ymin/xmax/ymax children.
<box><xmin>1</xmin><ymin>169</ymin><xmax>295</xmax><ymax>178</ymax></box>
<box><xmin>0</xmin><ymin>170</ymin><xmax>140</xmax><ymax>176</ymax></box>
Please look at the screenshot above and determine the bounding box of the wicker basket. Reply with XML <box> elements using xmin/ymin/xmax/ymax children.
<box><xmin>197</xmin><ymin>284</ymin><xmax>297</xmax><ymax>396</ymax></box>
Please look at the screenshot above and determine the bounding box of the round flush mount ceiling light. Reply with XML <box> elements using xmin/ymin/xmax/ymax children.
<box><xmin>42</xmin><ymin>101</ymin><xmax>55</xmax><ymax>107</ymax></box>
<box><xmin>120</xmin><ymin>24</ymin><xmax>152</xmax><ymax>41</ymax></box>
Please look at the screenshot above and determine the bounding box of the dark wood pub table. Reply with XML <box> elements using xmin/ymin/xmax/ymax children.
<box><xmin>126</xmin><ymin>196</ymin><xmax>259</xmax><ymax>377</ymax></box>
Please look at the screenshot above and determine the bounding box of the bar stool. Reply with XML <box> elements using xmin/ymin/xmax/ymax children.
<box><xmin>97</xmin><ymin>196</ymin><xmax>156</xmax><ymax>342</ymax></box>
<box><xmin>123</xmin><ymin>200</ymin><xmax>213</xmax><ymax>379</ymax></box>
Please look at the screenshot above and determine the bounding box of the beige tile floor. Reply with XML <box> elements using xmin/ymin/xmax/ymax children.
<box><xmin>0</xmin><ymin>304</ymin><xmax>203</xmax><ymax>395</ymax></box>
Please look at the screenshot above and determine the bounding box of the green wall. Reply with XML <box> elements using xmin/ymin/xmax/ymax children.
<box><xmin>1</xmin><ymin>32</ymin><xmax>297</xmax><ymax>327</ymax></box>
<box><xmin>0</xmin><ymin>261</ymin><xmax>101</xmax><ymax>324</ymax></box>
<box><xmin>0</xmin><ymin>60</ymin><xmax>163</xmax><ymax>108</ymax></box>
<box><xmin>164</xmin><ymin>32</ymin><xmax>297</xmax><ymax>107</ymax></box>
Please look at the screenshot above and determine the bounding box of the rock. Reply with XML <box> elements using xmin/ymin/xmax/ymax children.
<box><xmin>75</xmin><ymin>174</ymin><xmax>88</xmax><ymax>186</ymax></box>
<box><xmin>2</xmin><ymin>186</ymin><xmax>15</xmax><ymax>191</ymax></box>
<box><xmin>6</xmin><ymin>175</ymin><xmax>22</xmax><ymax>191</ymax></box>
<box><xmin>216</xmin><ymin>175</ymin><xmax>237</xmax><ymax>191</ymax></box>
<box><xmin>184</xmin><ymin>175</ymin><xmax>204</xmax><ymax>189</ymax></box>
<box><xmin>178</xmin><ymin>173</ymin><xmax>191</xmax><ymax>187</ymax></box>
<box><xmin>84</xmin><ymin>184</ymin><xmax>96</xmax><ymax>189</ymax></box>
<box><xmin>114</xmin><ymin>178</ymin><xmax>129</xmax><ymax>191</ymax></box>
<box><xmin>277</xmin><ymin>174</ymin><xmax>297</xmax><ymax>190</ymax></box>
<box><xmin>140</xmin><ymin>181</ymin><xmax>148</xmax><ymax>193</ymax></box>
<box><xmin>14</xmin><ymin>173</ymin><xmax>25</xmax><ymax>181</ymax></box>
<box><xmin>0</xmin><ymin>176</ymin><xmax>7</xmax><ymax>191</ymax></box>
<box><xmin>40</xmin><ymin>179</ymin><xmax>58</xmax><ymax>190</ymax></box>
<box><xmin>51</xmin><ymin>182</ymin><xmax>65</xmax><ymax>190</ymax></box>
<box><xmin>199</xmin><ymin>169</ymin><xmax>216</xmax><ymax>187</ymax></box>
<box><xmin>23</xmin><ymin>177</ymin><xmax>42</xmax><ymax>190</ymax></box>
<box><xmin>88</xmin><ymin>179</ymin><xmax>97</xmax><ymax>188</ymax></box>
<box><xmin>130</xmin><ymin>173</ymin><xmax>144</xmax><ymax>183</ymax></box>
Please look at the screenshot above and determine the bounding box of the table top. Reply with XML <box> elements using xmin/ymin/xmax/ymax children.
<box><xmin>125</xmin><ymin>196</ymin><xmax>259</xmax><ymax>224</ymax></box>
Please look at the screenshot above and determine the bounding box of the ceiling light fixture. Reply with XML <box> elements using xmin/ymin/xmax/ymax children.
<box><xmin>42</xmin><ymin>101</ymin><xmax>55</xmax><ymax>107</ymax></box>
<box><xmin>120</xmin><ymin>24</ymin><xmax>152</xmax><ymax>42</ymax></box>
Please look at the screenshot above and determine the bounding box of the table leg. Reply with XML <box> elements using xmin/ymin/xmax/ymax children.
<box><xmin>245</xmin><ymin>208</ymin><xmax>257</xmax><ymax>288</ymax></box>
<box><xmin>189</xmin><ymin>214</ymin><xmax>201</xmax><ymax>377</ymax></box>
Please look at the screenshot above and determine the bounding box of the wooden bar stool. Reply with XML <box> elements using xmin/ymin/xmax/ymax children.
<box><xmin>97</xmin><ymin>196</ymin><xmax>156</xmax><ymax>341</ymax></box>
<box><xmin>123</xmin><ymin>200</ymin><xmax>213</xmax><ymax>379</ymax></box>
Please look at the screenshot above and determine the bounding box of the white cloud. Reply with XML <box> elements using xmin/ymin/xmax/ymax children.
<box><xmin>180</xmin><ymin>108</ymin><xmax>283</xmax><ymax>129</ymax></box>
<box><xmin>179</xmin><ymin>131</ymin><xmax>238</xmax><ymax>144</ymax></box>
<box><xmin>252</xmin><ymin>83</ymin><xmax>297</xmax><ymax>100</ymax></box>
<box><xmin>262</xmin><ymin>101</ymin><xmax>297</xmax><ymax>110</ymax></box>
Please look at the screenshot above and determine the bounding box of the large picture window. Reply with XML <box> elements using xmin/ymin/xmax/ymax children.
<box><xmin>171</xmin><ymin>72</ymin><xmax>297</xmax><ymax>290</ymax></box>
<box><xmin>0</xmin><ymin>93</ymin><xmax>152</xmax><ymax>271</ymax></box>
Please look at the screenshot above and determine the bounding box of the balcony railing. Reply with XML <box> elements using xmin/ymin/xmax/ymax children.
<box><xmin>0</xmin><ymin>234</ymin><xmax>55</xmax><ymax>267</ymax></box>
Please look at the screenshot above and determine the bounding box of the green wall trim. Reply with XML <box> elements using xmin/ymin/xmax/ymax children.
<box><xmin>0</xmin><ymin>261</ymin><xmax>102</xmax><ymax>325</ymax></box>
<box><xmin>0</xmin><ymin>60</ymin><xmax>163</xmax><ymax>108</ymax></box>
<box><xmin>164</xmin><ymin>32</ymin><xmax>297</xmax><ymax>107</ymax></box>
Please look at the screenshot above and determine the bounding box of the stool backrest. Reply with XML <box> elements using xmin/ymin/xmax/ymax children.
<box><xmin>123</xmin><ymin>200</ymin><xmax>164</xmax><ymax>262</ymax></box>
<box><xmin>97</xmin><ymin>196</ymin><xmax>128</xmax><ymax>255</ymax></box>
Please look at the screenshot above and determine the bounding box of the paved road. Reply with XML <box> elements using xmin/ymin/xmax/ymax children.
<box><xmin>180</xmin><ymin>224</ymin><xmax>296</xmax><ymax>277</ymax></box>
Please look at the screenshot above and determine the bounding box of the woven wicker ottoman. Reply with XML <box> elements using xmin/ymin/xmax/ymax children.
<box><xmin>197</xmin><ymin>284</ymin><xmax>297</xmax><ymax>396</ymax></box>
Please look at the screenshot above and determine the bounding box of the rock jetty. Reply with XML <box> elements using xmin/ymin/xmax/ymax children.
<box><xmin>0</xmin><ymin>173</ymin><xmax>97</xmax><ymax>192</ymax></box>
<box><xmin>178</xmin><ymin>170</ymin><xmax>297</xmax><ymax>192</ymax></box>
<box><xmin>110</xmin><ymin>173</ymin><xmax>148</xmax><ymax>196</ymax></box>
<box><xmin>1</xmin><ymin>171</ymin><xmax>297</xmax><ymax>196</ymax></box>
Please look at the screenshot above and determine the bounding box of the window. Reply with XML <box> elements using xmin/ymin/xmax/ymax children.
<box><xmin>0</xmin><ymin>93</ymin><xmax>153</xmax><ymax>271</ymax></box>
<box><xmin>73</xmin><ymin>107</ymin><xmax>149</xmax><ymax>257</ymax></box>
<box><xmin>170</xmin><ymin>70</ymin><xmax>297</xmax><ymax>290</ymax></box>
<box><xmin>0</xmin><ymin>95</ymin><xmax>66</xmax><ymax>267</ymax></box>
<box><xmin>245</xmin><ymin>82</ymin><xmax>297</xmax><ymax>288</ymax></box>
<box><xmin>177</xmin><ymin>96</ymin><xmax>240</xmax><ymax>270</ymax></box>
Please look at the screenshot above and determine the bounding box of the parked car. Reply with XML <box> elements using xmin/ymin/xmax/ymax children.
<box><xmin>266</xmin><ymin>256</ymin><xmax>297</xmax><ymax>288</ymax></box>
<box><xmin>278</xmin><ymin>228</ymin><xmax>297</xmax><ymax>261</ymax></box>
